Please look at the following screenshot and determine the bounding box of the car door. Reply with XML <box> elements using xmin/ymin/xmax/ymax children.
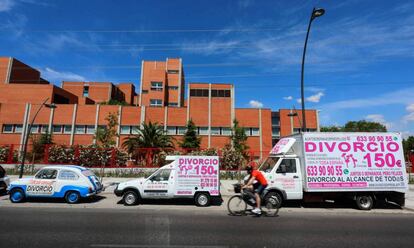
<box><xmin>26</xmin><ymin>168</ymin><xmax>58</xmax><ymax>197</ymax></box>
<box><xmin>143</xmin><ymin>169</ymin><xmax>172</xmax><ymax>198</ymax></box>
<box><xmin>274</xmin><ymin>158</ymin><xmax>303</xmax><ymax>200</ymax></box>
<box><xmin>57</xmin><ymin>170</ymin><xmax>80</xmax><ymax>196</ymax></box>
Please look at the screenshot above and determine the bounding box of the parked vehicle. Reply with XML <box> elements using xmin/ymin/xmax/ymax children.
<box><xmin>8</xmin><ymin>165</ymin><xmax>102</xmax><ymax>204</ymax></box>
<box><xmin>115</xmin><ymin>156</ymin><xmax>220</xmax><ymax>207</ymax></box>
<box><xmin>0</xmin><ymin>165</ymin><xmax>10</xmax><ymax>194</ymax></box>
<box><xmin>260</xmin><ymin>132</ymin><xmax>408</xmax><ymax>210</ymax></box>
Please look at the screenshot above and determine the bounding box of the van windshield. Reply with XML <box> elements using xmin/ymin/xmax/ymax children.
<box><xmin>259</xmin><ymin>157</ymin><xmax>280</xmax><ymax>173</ymax></box>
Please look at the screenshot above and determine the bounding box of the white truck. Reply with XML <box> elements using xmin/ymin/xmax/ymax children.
<box><xmin>260</xmin><ymin>132</ymin><xmax>408</xmax><ymax>210</ymax></box>
<box><xmin>114</xmin><ymin>156</ymin><xmax>220</xmax><ymax>207</ymax></box>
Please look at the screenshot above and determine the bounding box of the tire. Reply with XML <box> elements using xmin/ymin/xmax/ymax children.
<box><xmin>65</xmin><ymin>191</ymin><xmax>81</xmax><ymax>204</ymax></box>
<box><xmin>195</xmin><ymin>192</ymin><xmax>211</xmax><ymax>207</ymax></box>
<box><xmin>355</xmin><ymin>195</ymin><xmax>373</xmax><ymax>210</ymax></box>
<box><xmin>0</xmin><ymin>182</ymin><xmax>7</xmax><ymax>195</ymax></box>
<box><xmin>9</xmin><ymin>188</ymin><xmax>25</xmax><ymax>203</ymax></box>
<box><xmin>263</xmin><ymin>192</ymin><xmax>282</xmax><ymax>217</ymax></box>
<box><xmin>227</xmin><ymin>195</ymin><xmax>247</xmax><ymax>215</ymax></box>
<box><xmin>123</xmin><ymin>190</ymin><xmax>139</xmax><ymax>206</ymax></box>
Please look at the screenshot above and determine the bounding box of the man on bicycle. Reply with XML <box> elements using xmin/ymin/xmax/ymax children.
<box><xmin>242</xmin><ymin>165</ymin><xmax>268</xmax><ymax>215</ymax></box>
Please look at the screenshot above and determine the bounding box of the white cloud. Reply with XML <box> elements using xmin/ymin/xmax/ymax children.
<box><xmin>406</xmin><ymin>103</ymin><xmax>414</xmax><ymax>112</ymax></box>
<box><xmin>283</xmin><ymin>96</ymin><xmax>293</xmax><ymax>100</ymax></box>
<box><xmin>249</xmin><ymin>100</ymin><xmax>263</xmax><ymax>108</ymax></box>
<box><xmin>365</xmin><ymin>114</ymin><xmax>392</xmax><ymax>129</ymax></box>
<box><xmin>306</xmin><ymin>92</ymin><xmax>324</xmax><ymax>103</ymax></box>
<box><xmin>0</xmin><ymin>0</ymin><xmax>14</xmax><ymax>12</ymax></box>
<box><xmin>41</xmin><ymin>68</ymin><xmax>86</xmax><ymax>83</ymax></box>
<box><xmin>403</xmin><ymin>112</ymin><xmax>414</xmax><ymax>122</ymax></box>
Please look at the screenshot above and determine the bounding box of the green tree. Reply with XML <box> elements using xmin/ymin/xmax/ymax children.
<box><xmin>122</xmin><ymin>122</ymin><xmax>174</xmax><ymax>154</ymax></box>
<box><xmin>30</xmin><ymin>130</ymin><xmax>53</xmax><ymax>162</ymax></box>
<box><xmin>100</xmin><ymin>99</ymin><xmax>128</xmax><ymax>106</ymax></box>
<box><xmin>343</xmin><ymin>120</ymin><xmax>387</xmax><ymax>132</ymax></box>
<box><xmin>230</xmin><ymin>119</ymin><xmax>249</xmax><ymax>156</ymax></box>
<box><xmin>95</xmin><ymin>112</ymin><xmax>119</xmax><ymax>147</ymax></box>
<box><xmin>320</xmin><ymin>125</ymin><xmax>342</xmax><ymax>132</ymax></box>
<box><xmin>403</xmin><ymin>136</ymin><xmax>414</xmax><ymax>160</ymax></box>
<box><xmin>179</xmin><ymin>119</ymin><xmax>201</xmax><ymax>150</ymax></box>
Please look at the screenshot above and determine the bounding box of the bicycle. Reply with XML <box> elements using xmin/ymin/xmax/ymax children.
<box><xmin>227</xmin><ymin>183</ymin><xmax>281</xmax><ymax>217</ymax></box>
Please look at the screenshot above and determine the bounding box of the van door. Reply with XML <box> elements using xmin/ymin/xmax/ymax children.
<box><xmin>143</xmin><ymin>169</ymin><xmax>171</xmax><ymax>198</ymax></box>
<box><xmin>274</xmin><ymin>158</ymin><xmax>303</xmax><ymax>199</ymax></box>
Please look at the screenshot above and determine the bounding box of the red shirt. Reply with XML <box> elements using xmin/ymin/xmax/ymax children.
<box><xmin>252</xmin><ymin>170</ymin><xmax>267</xmax><ymax>186</ymax></box>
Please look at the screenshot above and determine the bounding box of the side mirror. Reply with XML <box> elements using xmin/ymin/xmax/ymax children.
<box><xmin>280</xmin><ymin>164</ymin><xmax>287</xmax><ymax>173</ymax></box>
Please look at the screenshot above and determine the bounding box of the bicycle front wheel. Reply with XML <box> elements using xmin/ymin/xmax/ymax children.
<box><xmin>227</xmin><ymin>195</ymin><xmax>247</xmax><ymax>216</ymax></box>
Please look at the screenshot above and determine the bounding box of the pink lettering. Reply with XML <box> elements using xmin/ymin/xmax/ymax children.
<box><xmin>305</xmin><ymin>142</ymin><xmax>317</xmax><ymax>152</ymax></box>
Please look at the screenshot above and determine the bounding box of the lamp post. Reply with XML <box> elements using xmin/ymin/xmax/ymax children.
<box><xmin>300</xmin><ymin>7</ymin><xmax>325</xmax><ymax>132</ymax></box>
<box><xmin>19</xmin><ymin>98</ymin><xmax>57</xmax><ymax>178</ymax></box>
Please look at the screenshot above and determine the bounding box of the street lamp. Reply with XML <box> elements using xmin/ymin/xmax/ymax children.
<box><xmin>19</xmin><ymin>98</ymin><xmax>57</xmax><ymax>178</ymax></box>
<box><xmin>300</xmin><ymin>7</ymin><xmax>325</xmax><ymax>132</ymax></box>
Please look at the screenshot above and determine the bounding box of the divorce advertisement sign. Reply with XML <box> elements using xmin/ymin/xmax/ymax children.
<box><xmin>175</xmin><ymin>156</ymin><xmax>220</xmax><ymax>196</ymax></box>
<box><xmin>303</xmin><ymin>133</ymin><xmax>408</xmax><ymax>191</ymax></box>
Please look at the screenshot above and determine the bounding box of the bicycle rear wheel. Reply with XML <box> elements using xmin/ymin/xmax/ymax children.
<box><xmin>227</xmin><ymin>195</ymin><xmax>247</xmax><ymax>216</ymax></box>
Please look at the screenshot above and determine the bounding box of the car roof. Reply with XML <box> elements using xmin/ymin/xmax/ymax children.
<box><xmin>41</xmin><ymin>165</ymin><xmax>88</xmax><ymax>172</ymax></box>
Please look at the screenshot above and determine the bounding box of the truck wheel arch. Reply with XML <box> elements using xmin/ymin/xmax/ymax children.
<box><xmin>122</xmin><ymin>187</ymin><xmax>141</xmax><ymax>198</ymax></box>
<box><xmin>265</xmin><ymin>188</ymin><xmax>287</xmax><ymax>200</ymax></box>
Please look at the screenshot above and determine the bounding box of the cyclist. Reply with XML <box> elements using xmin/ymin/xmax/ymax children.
<box><xmin>242</xmin><ymin>165</ymin><xmax>268</xmax><ymax>215</ymax></box>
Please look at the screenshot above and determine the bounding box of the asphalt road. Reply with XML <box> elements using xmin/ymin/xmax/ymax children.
<box><xmin>0</xmin><ymin>207</ymin><xmax>413</xmax><ymax>248</ymax></box>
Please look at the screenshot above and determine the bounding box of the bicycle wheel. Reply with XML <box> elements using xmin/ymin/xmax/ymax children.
<box><xmin>227</xmin><ymin>195</ymin><xmax>247</xmax><ymax>216</ymax></box>
<box><xmin>263</xmin><ymin>193</ymin><xmax>281</xmax><ymax>217</ymax></box>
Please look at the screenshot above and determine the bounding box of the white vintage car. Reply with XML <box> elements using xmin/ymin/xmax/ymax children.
<box><xmin>8</xmin><ymin>165</ymin><xmax>102</xmax><ymax>204</ymax></box>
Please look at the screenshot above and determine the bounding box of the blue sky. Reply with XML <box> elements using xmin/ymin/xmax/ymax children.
<box><xmin>0</xmin><ymin>0</ymin><xmax>413</xmax><ymax>136</ymax></box>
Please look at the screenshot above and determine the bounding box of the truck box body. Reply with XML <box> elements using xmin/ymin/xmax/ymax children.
<box><xmin>263</xmin><ymin>132</ymin><xmax>408</xmax><ymax>209</ymax></box>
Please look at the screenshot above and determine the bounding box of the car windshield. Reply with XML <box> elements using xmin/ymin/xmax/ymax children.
<box><xmin>259</xmin><ymin>157</ymin><xmax>280</xmax><ymax>173</ymax></box>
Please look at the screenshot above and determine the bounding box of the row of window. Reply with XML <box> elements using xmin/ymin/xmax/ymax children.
<box><xmin>189</xmin><ymin>89</ymin><xmax>231</xmax><ymax>98</ymax></box>
<box><xmin>3</xmin><ymin>124</ymin><xmax>260</xmax><ymax>136</ymax></box>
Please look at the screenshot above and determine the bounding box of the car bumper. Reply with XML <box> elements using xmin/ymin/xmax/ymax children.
<box><xmin>114</xmin><ymin>186</ymin><xmax>123</xmax><ymax>197</ymax></box>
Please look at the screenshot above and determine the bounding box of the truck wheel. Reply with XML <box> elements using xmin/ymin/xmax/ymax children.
<box><xmin>65</xmin><ymin>191</ymin><xmax>81</xmax><ymax>204</ymax></box>
<box><xmin>355</xmin><ymin>195</ymin><xmax>373</xmax><ymax>210</ymax></box>
<box><xmin>265</xmin><ymin>192</ymin><xmax>283</xmax><ymax>209</ymax></box>
<box><xmin>195</xmin><ymin>193</ymin><xmax>210</xmax><ymax>207</ymax></box>
<box><xmin>9</xmin><ymin>188</ymin><xmax>25</xmax><ymax>203</ymax></box>
<box><xmin>123</xmin><ymin>190</ymin><xmax>139</xmax><ymax>206</ymax></box>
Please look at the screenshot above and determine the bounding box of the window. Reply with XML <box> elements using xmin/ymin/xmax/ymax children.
<box><xmin>276</xmin><ymin>159</ymin><xmax>297</xmax><ymax>173</ymax></box>
<box><xmin>142</xmin><ymin>90</ymin><xmax>148</xmax><ymax>94</ymax></box>
<box><xmin>150</xmin><ymin>169</ymin><xmax>172</xmax><ymax>181</ymax></box>
<box><xmin>64</xmin><ymin>125</ymin><xmax>72</xmax><ymax>134</ymax></box>
<box><xmin>251</xmin><ymin>128</ymin><xmax>260</xmax><ymax>136</ymax></box>
<box><xmin>272</xmin><ymin>116</ymin><xmax>280</xmax><ymax>126</ymax></box>
<box><xmin>131</xmin><ymin>126</ymin><xmax>140</xmax><ymax>134</ymax></box>
<box><xmin>198</xmin><ymin>127</ymin><xmax>208</xmax><ymax>135</ymax></box>
<box><xmin>150</xmin><ymin>99</ymin><xmax>163</xmax><ymax>107</ymax></box>
<box><xmin>83</xmin><ymin>86</ymin><xmax>89</xmax><ymax>97</ymax></box>
<box><xmin>293</xmin><ymin>128</ymin><xmax>301</xmax><ymax>134</ymax></box>
<box><xmin>75</xmin><ymin>125</ymin><xmax>86</xmax><ymax>134</ymax></box>
<box><xmin>259</xmin><ymin>157</ymin><xmax>280</xmax><ymax>173</ymax></box>
<box><xmin>211</xmin><ymin>89</ymin><xmax>231</xmax><ymax>98</ymax></box>
<box><xmin>14</xmin><ymin>125</ymin><xmax>23</xmax><ymax>133</ymax></box>
<box><xmin>167</xmin><ymin>70</ymin><xmax>179</xmax><ymax>74</ymax></box>
<box><xmin>120</xmin><ymin>126</ymin><xmax>131</xmax><ymax>135</ymax></box>
<box><xmin>168</xmin><ymin>86</ymin><xmax>179</xmax><ymax>90</ymax></box>
<box><xmin>53</xmin><ymin>125</ymin><xmax>63</xmax><ymax>134</ymax></box>
<box><xmin>167</xmin><ymin>126</ymin><xmax>177</xmax><ymax>135</ymax></box>
<box><xmin>150</xmin><ymin>82</ymin><xmax>163</xmax><ymax>91</ymax></box>
<box><xmin>58</xmin><ymin>170</ymin><xmax>79</xmax><ymax>180</ymax></box>
<box><xmin>272</xmin><ymin>127</ymin><xmax>280</xmax><ymax>137</ymax></box>
<box><xmin>190</xmin><ymin>89</ymin><xmax>209</xmax><ymax>97</ymax></box>
<box><xmin>168</xmin><ymin>102</ymin><xmax>178</xmax><ymax>107</ymax></box>
<box><xmin>40</xmin><ymin>125</ymin><xmax>49</xmax><ymax>134</ymax></box>
<box><xmin>221</xmin><ymin>127</ymin><xmax>232</xmax><ymax>136</ymax></box>
<box><xmin>35</xmin><ymin>169</ymin><xmax>58</xmax><ymax>179</ymax></box>
<box><xmin>177</xmin><ymin>127</ymin><xmax>187</xmax><ymax>135</ymax></box>
<box><xmin>86</xmin><ymin>125</ymin><xmax>95</xmax><ymax>134</ymax></box>
<box><xmin>244</xmin><ymin>129</ymin><xmax>250</xmax><ymax>136</ymax></box>
<box><xmin>2</xmin><ymin>124</ymin><xmax>13</xmax><ymax>133</ymax></box>
<box><xmin>30</xmin><ymin>125</ymin><xmax>39</xmax><ymax>134</ymax></box>
<box><xmin>211</xmin><ymin>127</ymin><xmax>220</xmax><ymax>135</ymax></box>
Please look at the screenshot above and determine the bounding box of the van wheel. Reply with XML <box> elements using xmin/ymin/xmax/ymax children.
<box><xmin>9</xmin><ymin>188</ymin><xmax>25</xmax><ymax>203</ymax></box>
<box><xmin>123</xmin><ymin>190</ymin><xmax>139</xmax><ymax>206</ymax></box>
<box><xmin>265</xmin><ymin>192</ymin><xmax>283</xmax><ymax>209</ymax></box>
<box><xmin>65</xmin><ymin>191</ymin><xmax>81</xmax><ymax>204</ymax></box>
<box><xmin>195</xmin><ymin>193</ymin><xmax>210</xmax><ymax>207</ymax></box>
<box><xmin>355</xmin><ymin>195</ymin><xmax>373</xmax><ymax>210</ymax></box>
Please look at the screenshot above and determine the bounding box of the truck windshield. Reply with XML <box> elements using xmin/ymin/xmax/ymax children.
<box><xmin>259</xmin><ymin>157</ymin><xmax>280</xmax><ymax>173</ymax></box>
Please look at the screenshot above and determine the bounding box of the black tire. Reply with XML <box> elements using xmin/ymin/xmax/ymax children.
<box><xmin>227</xmin><ymin>195</ymin><xmax>247</xmax><ymax>215</ymax></box>
<box><xmin>0</xmin><ymin>182</ymin><xmax>7</xmax><ymax>195</ymax></box>
<box><xmin>355</xmin><ymin>195</ymin><xmax>373</xmax><ymax>210</ymax></box>
<box><xmin>195</xmin><ymin>192</ymin><xmax>211</xmax><ymax>207</ymax></box>
<box><xmin>123</xmin><ymin>190</ymin><xmax>139</xmax><ymax>206</ymax></box>
<box><xmin>65</xmin><ymin>191</ymin><xmax>81</xmax><ymax>204</ymax></box>
<box><xmin>263</xmin><ymin>192</ymin><xmax>282</xmax><ymax>216</ymax></box>
<box><xmin>9</xmin><ymin>188</ymin><xmax>25</xmax><ymax>203</ymax></box>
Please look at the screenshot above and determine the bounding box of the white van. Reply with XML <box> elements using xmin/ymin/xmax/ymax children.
<box><xmin>260</xmin><ymin>132</ymin><xmax>408</xmax><ymax>210</ymax></box>
<box><xmin>114</xmin><ymin>156</ymin><xmax>220</xmax><ymax>207</ymax></box>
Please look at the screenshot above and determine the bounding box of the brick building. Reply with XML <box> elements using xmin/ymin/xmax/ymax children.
<box><xmin>0</xmin><ymin>57</ymin><xmax>319</xmax><ymax>159</ymax></box>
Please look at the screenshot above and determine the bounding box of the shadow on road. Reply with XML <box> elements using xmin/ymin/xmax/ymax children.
<box><xmin>13</xmin><ymin>195</ymin><xmax>107</xmax><ymax>204</ymax></box>
<box><xmin>116</xmin><ymin>196</ymin><xmax>223</xmax><ymax>207</ymax></box>
<box><xmin>283</xmin><ymin>199</ymin><xmax>402</xmax><ymax>210</ymax></box>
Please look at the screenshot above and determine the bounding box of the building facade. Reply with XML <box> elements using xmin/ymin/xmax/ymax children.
<box><xmin>0</xmin><ymin>57</ymin><xmax>319</xmax><ymax>159</ymax></box>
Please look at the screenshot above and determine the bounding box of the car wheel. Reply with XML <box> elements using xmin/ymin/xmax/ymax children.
<box><xmin>195</xmin><ymin>192</ymin><xmax>211</xmax><ymax>207</ymax></box>
<box><xmin>65</xmin><ymin>191</ymin><xmax>81</xmax><ymax>204</ymax></box>
<box><xmin>9</xmin><ymin>188</ymin><xmax>25</xmax><ymax>203</ymax></box>
<box><xmin>355</xmin><ymin>195</ymin><xmax>373</xmax><ymax>210</ymax></box>
<box><xmin>123</xmin><ymin>190</ymin><xmax>139</xmax><ymax>206</ymax></box>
